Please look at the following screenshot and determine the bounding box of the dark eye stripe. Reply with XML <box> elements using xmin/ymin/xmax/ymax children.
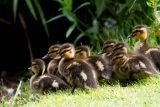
<box><xmin>60</xmin><ymin>49</ymin><xmax>70</xmax><ymax>54</ymax></box>
<box><xmin>112</xmin><ymin>55</ymin><xmax>124</xmax><ymax>61</ymax></box>
<box><xmin>113</xmin><ymin>46</ymin><xmax>125</xmax><ymax>52</ymax></box>
<box><xmin>103</xmin><ymin>45</ymin><xmax>114</xmax><ymax>50</ymax></box>
<box><xmin>132</xmin><ymin>29</ymin><xmax>143</xmax><ymax>33</ymax></box>
<box><xmin>48</xmin><ymin>50</ymin><xmax>58</xmax><ymax>54</ymax></box>
<box><xmin>32</xmin><ymin>63</ymin><xmax>37</xmax><ymax>66</ymax></box>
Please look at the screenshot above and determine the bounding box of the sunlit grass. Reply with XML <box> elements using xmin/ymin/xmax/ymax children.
<box><xmin>1</xmin><ymin>77</ymin><xmax>160</xmax><ymax>107</ymax></box>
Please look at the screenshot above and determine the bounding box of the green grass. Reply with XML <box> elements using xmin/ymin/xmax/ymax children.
<box><xmin>1</xmin><ymin>77</ymin><xmax>160</xmax><ymax>107</ymax></box>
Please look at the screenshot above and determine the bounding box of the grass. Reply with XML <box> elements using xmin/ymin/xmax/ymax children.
<box><xmin>1</xmin><ymin>77</ymin><xmax>160</xmax><ymax>107</ymax></box>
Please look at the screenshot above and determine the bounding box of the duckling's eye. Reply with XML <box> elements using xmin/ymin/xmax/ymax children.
<box><xmin>49</xmin><ymin>50</ymin><xmax>58</xmax><ymax>54</ymax></box>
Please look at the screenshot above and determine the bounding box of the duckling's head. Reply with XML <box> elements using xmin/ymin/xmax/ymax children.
<box><xmin>99</xmin><ymin>40</ymin><xmax>118</xmax><ymax>55</ymax></box>
<box><xmin>55</xmin><ymin>43</ymin><xmax>75</xmax><ymax>59</ymax></box>
<box><xmin>112</xmin><ymin>42</ymin><xmax>128</xmax><ymax>54</ymax></box>
<box><xmin>29</xmin><ymin>59</ymin><xmax>46</xmax><ymax>75</ymax></box>
<box><xmin>128</xmin><ymin>24</ymin><xmax>149</xmax><ymax>41</ymax></box>
<box><xmin>75</xmin><ymin>45</ymin><xmax>90</xmax><ymax>59</ymax></box>
<box><xmin>42</xmin><ymin>44</ymin><xmax>61</xmax><ymax>59</ymax></box>
<box><xmin>111</xmin><ymin>51</ymin><xmax>128</xmax><ymax>66</ymax></box>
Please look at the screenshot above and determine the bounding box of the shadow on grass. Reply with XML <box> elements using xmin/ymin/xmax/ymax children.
<box><xmin>98</xmin><ymin>78</ymin><xmax>155</xmax><ymax>87</ymax></box>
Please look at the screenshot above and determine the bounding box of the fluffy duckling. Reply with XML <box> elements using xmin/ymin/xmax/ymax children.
<box><xmin>42</xmin><ymin>44</ymin><xmax>62</xmax><ymax>77</ymax></box>
<box><xmin>29</xmin><ymin>58</ymin><xmax>70</xmax><ymax>93</ymax></box>
<box><xmin>75</xmin><ymin>45</ymin><xmax>112</xmax><ymax>80</ymax></box>
<box><xmin>111</xmin><ymin>42</ymin><xmax>159</xmax><ymax>80</ymax></box>
<box><xmin>99</xmin><ymin>40</ymin><xmax>118</xmax><ymax>58</ymax></box>
<box><xmin>43</xmin><ymin>44</ymin><xmax>61</xmax><ymax>60</ymax></box>
<box><xmin>128</xmin><ymin>24</ymin><xmax>160</xmax><ymax>69</ymax></box>
<box><xmin>55</xmin><ymin>43</ymin><xmax>98</xmax><ymax>93</ymax></box>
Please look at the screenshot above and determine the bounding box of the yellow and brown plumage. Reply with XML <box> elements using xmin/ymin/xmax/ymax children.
<box><xmin>29</xmin><ymin>58</ymin><xmax>70</xmax><ymax>93</ymax></box>
<box><xmin>42</xmin><ymin>44</ymin><xmax>62</xmax><ymax>77</ymax></box>
<box><xmin>110</xmin><ymin>42</ymin><xmax>159</xmax><ymax>80</ymax></box>
<box><xmin>55</xmin><ymin>43</ymin><xmax>98</xmax><ymax>93</ymax></box>
<box><xmin>128</xmin><ymin>24</ymin><xmax>160</xmax><ymax>70</ymax></box>
<box><xmin>99</xmin><ymin>40</ymin><xmax>118</xmax><ymax>60</ymax></box>
<box><xmin>75</xmin><ymin>45</ymin><xmax>112</xmax><ymax>80</ymax></box>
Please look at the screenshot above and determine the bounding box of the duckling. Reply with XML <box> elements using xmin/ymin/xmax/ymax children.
<box><xmin>0</xmin><ymin>86</ymin><xmax>15</xmax><ymax>102</ymax></box>
<box><xmin>42</xmin><ymin>44</ymin><xmax>61</xmax><ymax>60</ymax></box>
<box><xmin>99</xmin><ymin>40</ymin><xmax>118</xmax><ymax>59</ymax></box>
<box><xmin>111</xmin><ymin>42</ymin><xmax>159</xmax><ymax>80</ymax></box>
<box><xmin>29</xmin><ymin>58</ymin><xmax>70</xmax><ymax>93</ymax></box>
<box><xmin>111</xmin><ymin>41</ymin><xmax>135</xmax><ymax>57</ymax></box>
<box><xmin>75</xmin><ymin>45</ymin><xmax>112</xmax><ymax>80</ymax></box>
<box><xmin>42</xmin><ymin>44</ymin><xmax>62</xmax><ymax>77</ymax></box>
<box><xmin>55</xmin><ymin>43</ymin><xmax>98</xmax><ymax>93</ymax></box>
<box><xmin>128</xmin><ymin>24</ymin><xmax>160</xmax><ymax>70</ymax></box>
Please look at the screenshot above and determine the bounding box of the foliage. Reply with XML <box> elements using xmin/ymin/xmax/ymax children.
<box><xmin>13</xmin><ymin>0</ymin><xmax>49</xmax><ymax>37</ymax></box>
<box><xmin>46</xmin><ymin>0</ymin><xmax>158</xmax><ymax>50</ymax></box>
<box><xmin>1</xmin><ymin>0</ymin><xmax>160</xmax><ymax>50</ymax></box>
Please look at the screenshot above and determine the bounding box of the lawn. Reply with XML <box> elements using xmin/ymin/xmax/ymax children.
<box><xmin>1</xmin><ymin>77</ymin><xmax>160</xmax><ymax>107</ymax></box>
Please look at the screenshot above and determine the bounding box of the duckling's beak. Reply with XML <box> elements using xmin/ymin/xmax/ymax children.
<box><xmin>98</xmin><ymin>50</ymin><xmax>103</xmax><ymax>54</ymax></box>
<box><xmin>54</xmin><ymin>54</ymin><xmax>62</xmax><ymax>60</ymax></box>
<box><xmin>42</xmin><ymin>54</ymin><xmax>49</xmax><ymax>59</ymax></box>
<box><xmin>28</xmin><ymin>67</ymin><xmax>32</xmax><ymax>71</ymax></box>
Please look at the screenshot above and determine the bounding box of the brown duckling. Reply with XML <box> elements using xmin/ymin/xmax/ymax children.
<box><xmin>111</xmin><ymin>42</ymin><xmax>159</xmax><ymax>80</ymax></box>
<box><xmin>128</xmin><ymin>24</ymin><xmax>160</xmax><ymax>70</ymax></box>
<box><xmin>42</xmin><ymin>44</ymin><xmax>61</xmax><ymax>77</ymax></box>
<box><xmin>29</xmin><ymin>58</ymin><xmax>70</xmax><ymax>93</ymax></box>
<box><xmin>55</xmin><ymin>43</ymin><xmax>98</xmax><ymax>93</ymax></box>
<box><xmin>42</xmin><ymin>44</ymin><xmax>61</xmax><ymax>60</ymax></box>
<box><xmin>99</xmin><ymin>40</ymin><xmax>118</xmax><ymax>58</ymax></box>
<box><xmin>98</xmin><ymin>40</ymin><xmax>118</xmax><ymax>66</ymax></box>
<box><xmin>75</xmin><ymin>45</ymin><xmax>112</xmax><ymax>80</ymax></box>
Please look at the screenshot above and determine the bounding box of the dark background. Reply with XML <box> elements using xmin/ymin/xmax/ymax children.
<box><xmin>0</xmin><ymin>0</ymin><xmax>89</xmax><ymax>77</ymax></box>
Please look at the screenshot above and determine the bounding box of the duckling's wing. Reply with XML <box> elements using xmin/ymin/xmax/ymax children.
<box><xmin>87</xmin><ymin>56</ymin><xmax>112</xmax><ymax>79</ymax></box>
<box><xmin>145</xmin><ymin>48</ymin><xmax>160</xmax><ymax>68</ymax></box>
<box><xmin>129</xmin><ymin>56</ymin><xmax>159</xmax><ymax>76</ymax></box>
<box><xmin>47</xmin><ymin>60</ymin><xmax>59</xmax><ymax>74</ymax></box>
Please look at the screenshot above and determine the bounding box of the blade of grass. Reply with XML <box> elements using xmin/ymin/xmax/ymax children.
<box><xmin>74</xmin><ymin>2</ymin><xmax>90</xmax><ymax>12</ymax></box>
<box><xmin>19</xmin><ymin>13</ymin><xmax>34</xmax><ymax>62</ymax></box>
<box><xmin>73</xmin><ymin>32</ymin><xmax>85</xmax><ymax>45</ymax></box>
<box><xmin>13</xmin><ymin>0</ymin><xmax>18</xmax><ymax>21</ymax></box>
<box><xmin>25</xmin><ymin>0</ymin><xmax>37</xmax><ymax>20</ymax></box>
<box><xmin>33</xmin><ymin>0</ymin><xmax>50</xmax><ymax>37</ymax></box>
<box><xmin>46</xmin><ymin>14</ymin><xmax>65</xmax><ymax>23</ymax></box>
<box><xmin>66</xmin><ymin>23</ymin><xmax>76</xmax><ymax>38</ymax></box>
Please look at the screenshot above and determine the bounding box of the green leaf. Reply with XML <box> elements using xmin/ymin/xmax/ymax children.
<box><xmin>74</xmin><ymin>2</ymin><xmax>90</xmax><ymax>12</ymax></box>
<box><xmin>66</xmin><ymin>23</ymin><xmax>76</xmax><ymax>38</ymax></box>
<box><xmin>95</xmin><ymin>0</ymin><xmax>106</xmax><ymax>17</ymax></box>
<box><xmin>33</xmin><ymin>0</ymin><xmax>49</xmax><ymax>37</ymax></box>
<box><xmin>63</xmin><ymin>11</ymin><xmax>76</xmax><ymax>22</ymax></box>
<box><xmin>13</xmin><ymin>0</ymin><xmax>18</xmax><ymax>21</ymax></box>
<box><xmin>25</xmin><ymin>0</ymin><xmax>37</xmax><ymax>20</ymax></box>
<box><xmin>46</xmin><ymin>14</ymin><xmax>65</xmax><ymax>23</ymax></box>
